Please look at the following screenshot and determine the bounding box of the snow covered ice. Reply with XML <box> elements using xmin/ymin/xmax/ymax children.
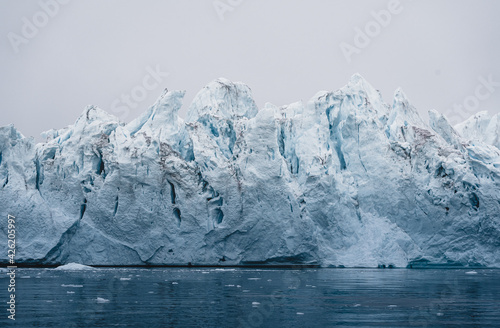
<box><xmin>1</xmin><ymin>74</ymin><xmax>499</xmax><ymax>267</ymax></box>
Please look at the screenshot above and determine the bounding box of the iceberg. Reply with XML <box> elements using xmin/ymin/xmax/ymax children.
<box><xmin>1</xmin><ymin>75</ymin><xmax>499</xmax><ymax>268</ymax></box>
<box><xmin>54</xmin><ymin>263</ymin><xmax>95</xmax><ymax>271</ymax></box>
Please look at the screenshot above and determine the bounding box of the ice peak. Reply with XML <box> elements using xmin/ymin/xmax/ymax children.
<box><xmin>428</xmin><ymin>108</ymin><xmax>442</xmax><ymax>121</ymax></box>
<box><xmin>386</xmin><ymin>87</ymin><xmax>427</xmax><ymax>141</ymax></box>
<box><xmin>0</xmin><ymin>124</ymin><xmax>24</xmax><ymax>141</ymax></box>
<box><xmin>475</xmin><ymin>110</ymin><xmax>490</xmax><ymax>118</ymax></box>
<box><xmin>344</xmin><ymin>73</ymin><xmax>374</xmax><ymax>93</ymax></box>
<box><xmin>213</xmin><ymin>77</ymin><xmax>233</xmax><ymax>85</ymax></box>
<box><xmin>455</xmin><ymin>111</ymin><xmax>500</xmax><ymax>149</ymax></box>
<box><xmin>455</xmin><ymin>111</ymin><xmax>491</xmax><ymax>134</ymax></box>
<box><xmin>391</xmin><ymin>88</ymin><xmax>420</xmax><ymax>119</ymax></box>
<box><xmin>152</xmin><ymin>89</ymin><xmax>186</xmax><ymax>117</ymax></box>
<box><xmin>75</xmin><ymin>105</ymin><xmax>119</xmax><ymax>126</ymax></box>
<box><xmin>126</xmin><ymin>90</ymin><xmax>186</xmax><ymax>137</ymax></box>
<box><xmin>340</xmin><ymin>74</ymin><xmax>388</xmax><ymax>116</ymax></box>
<box><xmin>428</xmin><ymin>109</ymin><xmax>461</xmax><ymax>146</ymax></box>
<box><xmin>349</xmin><ymin>73</ymin><xmax>367</xmax><ymax>84</ymax></box>
<box><xmin>391</xmin><ymin>88</ymin><xmax>423</xmax><ymax>123</ymax></box>
<box><xmin>459</xmin><ymin>111</ymin><xmax>490</xmax><ymax>125</ymax></box>
<box><xmin>393</xmin><ymin>88</ymin><xmax>413</xmax><ymax>108</ymax></box>
<box><xmin>186</xmin><ymin>78</ymin><xmax>258</xmax><ymax>122</ymax></box>
<box><xmin>42</xmin><ymin>105</ymin><xmax>121</xmax><ymax>145</ymax></box>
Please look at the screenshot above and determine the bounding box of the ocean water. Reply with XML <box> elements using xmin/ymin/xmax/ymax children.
<box><xmin>1</xmin><ymin>268</ymin><xmax>499</xmax><ymax>327</ymax></box>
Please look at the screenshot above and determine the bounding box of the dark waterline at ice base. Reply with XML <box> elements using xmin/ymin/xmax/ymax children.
<box><xmin>1</xmin><ymin>268</ymin><xmax>499</xmax><ymax>327</ymax></box>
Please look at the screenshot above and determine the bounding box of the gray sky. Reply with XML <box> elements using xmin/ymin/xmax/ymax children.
<box><xmin>1</xmin><ymin>0</ymin><xmax>499</xmax><ymax>141</ymax></box>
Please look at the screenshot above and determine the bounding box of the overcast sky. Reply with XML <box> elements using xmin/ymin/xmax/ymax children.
<box><xmin>1</xmin><ymin>0</ymin><xmax>499</xmax><ymax>141</ymax></box>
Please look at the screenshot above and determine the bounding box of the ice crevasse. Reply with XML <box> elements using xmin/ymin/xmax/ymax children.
<box><xmin>1</xmin><ymin>74</ymin><xmax>500</xmax><ymax>268</ymax></box>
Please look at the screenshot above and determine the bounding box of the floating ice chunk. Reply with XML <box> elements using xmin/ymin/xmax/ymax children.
<box><xmin>120</xmin><ymin>277</ymin><xmax>131</xmax><ymax>281</ymax></box>
<box><xmin>54</xmin><ymin>263</ymin><xmax>94</xmax><ymax>271</ymax></box>
<box><xmin>96</xmin><ymin>297</ymin><xmax>110</xmax><ymax>303</ymax></box>
<box><xmin>61</xmin><ymin>284</ymin><xmax>83</xmax><ymax>288</ymax></box>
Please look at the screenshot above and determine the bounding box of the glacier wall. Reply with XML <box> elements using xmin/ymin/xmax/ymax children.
<box><xmin>1</xmin><ymin>75</ymin><xmax>500</xmax><ymax>267</ymax></box>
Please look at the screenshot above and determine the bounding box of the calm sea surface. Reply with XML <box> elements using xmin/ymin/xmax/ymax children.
<box><xmin>0</xmin><ymin>268</ymin><xmax>499</xmax><ymax>327</ymax></box>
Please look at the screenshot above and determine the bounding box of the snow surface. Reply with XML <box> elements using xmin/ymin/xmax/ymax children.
<box><xmin>1</xmin><ymin>75</ymin><xmax>499</xmax><ymax>267</ymax></box>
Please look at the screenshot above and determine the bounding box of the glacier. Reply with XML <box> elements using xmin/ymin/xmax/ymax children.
<box><xmin>1</xmin><ymin>74</ymin><xmax>499</xmax><ymax>268</ymax></box>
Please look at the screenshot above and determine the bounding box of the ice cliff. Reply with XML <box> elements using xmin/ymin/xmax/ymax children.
<box><xmin>1</xmin><ymin>75</ymin><xmax>500</xmax><ymax>268</ymax></box>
